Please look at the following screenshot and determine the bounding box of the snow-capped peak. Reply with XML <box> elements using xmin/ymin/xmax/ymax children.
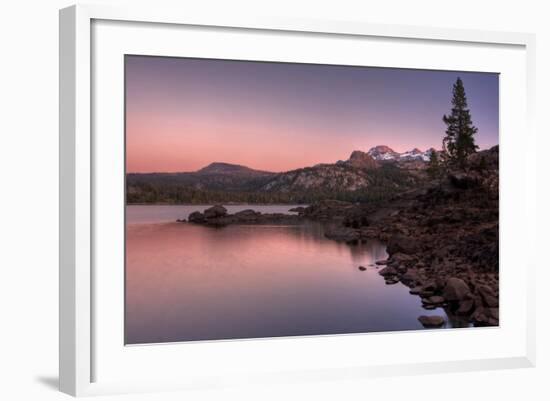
<box><xmin>367</xmin><ymin>146</ymin><xmax>434</xmax><ymax>162</ymax></box>
<box><xmin>367</xmin><ymin>145</ymin><xmax>400</xmax><ymax>161</ymax></box>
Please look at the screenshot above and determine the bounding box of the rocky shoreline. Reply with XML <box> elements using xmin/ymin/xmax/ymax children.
<box><xmin>305</xmin><ymin>147</ymin><xmax>499</xmax><ymax>327</ymax></box>
<box><xmin>179</xmin><ymin>147</ymin><xmax>499</xmax><ymax>329</ymax></box>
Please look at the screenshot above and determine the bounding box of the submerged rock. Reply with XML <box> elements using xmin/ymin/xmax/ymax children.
<box><xmin>418</xmin><ymin>315</ymin><xmax>445</xmax><ymax>328</ymax></box>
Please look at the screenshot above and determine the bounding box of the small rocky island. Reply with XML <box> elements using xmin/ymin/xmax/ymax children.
<box><xmin>180</xmin><ymin>146</ymin><xmax>499</xmax><ymax>328</ymax></box>
<box><xmin>181</xmin><ymin>205</ymin><xmax>303</xmax><ymax>226</ymax></box>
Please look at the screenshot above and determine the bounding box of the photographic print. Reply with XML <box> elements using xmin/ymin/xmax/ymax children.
<box><xmin>125</xmin><ymin>55</ymin><xmax>499</xmax><ymax>345</ymax></box>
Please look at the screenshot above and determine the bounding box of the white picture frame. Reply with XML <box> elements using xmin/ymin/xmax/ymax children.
<box><xmin>59</xmin><ymin>4</ymin><xmax>536</xmax><ymax>397</ymax></box>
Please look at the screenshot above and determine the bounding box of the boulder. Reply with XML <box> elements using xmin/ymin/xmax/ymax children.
<box><xmin>324</xmin><ymin>226</ymin><xmax>360</xmax><ymax>243</ymax></box>
<box><xmin>234</xmin><ymin>209</ymin><xmax>260</xmax><ymax>217</ymax></box>
<box><xmin>409</xmin><ymin>286</ymin><xmax>422</xmax><ymax>295</ymax></box>
<box><xmin>232</xmin><ymin>209</ymin><xmax>262</xmax><ymax>221</ymax></box>
<box><xmin>426</xmin><ymin>295</ymin><xmax>445</xmax><ymax>305</ymax></box>
<box><xmin>471</xmin><ymin>306</ymin><xmax>499</xmax><ymax>326</ymax></box>
<box><xmin>435</xmin><ymin>276</ymin><xmax>447</xmax><ymax>291</ymax></box>
<box><xmin>378</xmin><ymin>266</ymin><xmax>398</xmax><ymax>277</ymax></box>
<box><xmin>389</xmin><ymin>252</ymin><xmax>416</xmax><ymax>267</ymax></box>
<box><xmin>476</xmin><ymin>284</ymin><xmax>499</xmax><ymax>307</ymax></box>
<box><xmin>188</xmin><ymin>211</ymin><xmax>206</xmax><ymax>223</ymax></box>
<box><xmin>481</xmin><ymin>293</ymin><xmax>499</xmax><ymax>308</ymax></box>
<box><xmin>204</xmin><ymin>205</ymin><xmax>227</xmax><ymax>219</ymax></box>
<box><xmin>418</xmin><ymin>315</ymin><xmax>445</xmax><ymax>328</ymax></box>
<box><xmin>358</xmin><ymin>266</ymin><xmax>367</xmax><ymax>271</ymax></box>
<box><xmin>400</xmin><ymin>269</ymin><xmax>419</xmax><ymax>285</ymax></box>
<box><xmin>442</xmin><ymin>277</ymin><xmax>471</xmax><ymax>302</ymax></box>
<box><xmin>387</xmin><ymin>235</ymin><xmax>419</xmax><ymax>255</ymax></box>
<box><xmin>421</xmin><ymin>281</ymin><xmax>438</xmax><ymax>292</ymax></box>
<box><xmin>456</xmin><ymin>299</ymin><xmax>475</xmax><ymax>315</ymax></box>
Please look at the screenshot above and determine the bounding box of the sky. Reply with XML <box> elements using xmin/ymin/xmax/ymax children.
<box><xmin>125</xmin><ymin>55</ymin><xmax>499</xmax><ymax>173</ymax></box>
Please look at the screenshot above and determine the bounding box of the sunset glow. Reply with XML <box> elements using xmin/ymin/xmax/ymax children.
<box><xmin>125</xmin><ymin>56</ymin><xmax>499</xmax><ymax>173</ymax></box>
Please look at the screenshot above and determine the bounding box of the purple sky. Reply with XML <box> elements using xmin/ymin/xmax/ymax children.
<box><xmin>126</xmin><ymin>55</ymin><xmax>499</xmax><ymax>173</ymax></box>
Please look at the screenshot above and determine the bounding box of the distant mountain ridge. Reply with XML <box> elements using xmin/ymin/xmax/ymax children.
<box><xmin>196</xmin><ymin>162</ymin><xmax>274</xmax><ymax>176</ymax></box>
<box><xmin>127</xmin><ymin>147</ymin><xmax>424</xmax><ymax>204</ymax></box>
<box><xmin>367</xmin><ymin>145</ymin><xmax>435</xmax><ymax>162</ymax></box>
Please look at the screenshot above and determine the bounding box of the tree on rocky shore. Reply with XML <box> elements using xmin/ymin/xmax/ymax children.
<box><xmin>427</xmin><ymin>150</ymin><xmax>441</xmax><ymax>179</ymax></box>
<box><xmin>442</xmin><ymin>77</ymin><xmax>479</xmax><ymax>168</ymax></box>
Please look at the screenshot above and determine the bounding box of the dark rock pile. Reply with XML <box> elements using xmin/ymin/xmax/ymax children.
<box><xmin>298</xmin><ymin>199</ymin><xmax>358</xmax><ymax>221</ymax></box>
<box><xmin>184</xmin><ymin>205</ymin><xmax>303</xmax><ymax>227</ymax></box>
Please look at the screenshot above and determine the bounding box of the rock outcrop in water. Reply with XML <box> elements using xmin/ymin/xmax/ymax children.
<box><xmin>184</xmin><ymin>205</ymin><xmax>302</xmax><ymax>227</ymax></box>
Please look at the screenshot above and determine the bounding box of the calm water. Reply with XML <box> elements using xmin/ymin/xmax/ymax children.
<box><xmin>127</xmin><ymin>204</ymin><xmax>304</xmax><ymax>224</ymax></box>
<box><xmin>126</xmin><ymin>205</ymin><xmax>454</xmax><ymax>344</ymax></box>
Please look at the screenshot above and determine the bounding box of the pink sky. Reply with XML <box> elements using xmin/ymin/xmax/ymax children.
<box><xmin>126</xmin><ymin>56</ymin><xmax>499</xmax><ymax>173</ymax></box>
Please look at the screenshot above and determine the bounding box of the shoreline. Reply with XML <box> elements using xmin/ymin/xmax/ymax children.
<box><xmin>181</xmin><ymin>151</ymin><xmax>499</xmax><ymax>329</ymax></box>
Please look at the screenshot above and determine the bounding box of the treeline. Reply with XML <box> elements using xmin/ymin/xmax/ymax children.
<box><xmin>127</xmin><ymin>184</ymin><xmax>410</xmax><ymax>205</ymax></box>
<box><xmin>126</xmin><ymin>165</ymin><xmax>420</xmax><ymax>205</ymax></box>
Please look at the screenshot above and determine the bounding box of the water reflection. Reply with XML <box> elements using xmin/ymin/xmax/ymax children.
<box><xmin>125</xmin><ymin>206</ymin><xmax>452</xmax><ymax>345</ymax></box>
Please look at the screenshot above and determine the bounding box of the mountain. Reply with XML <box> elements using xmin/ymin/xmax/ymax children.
<box><xmin>264</xmin><ymin>150</ymin><xmax>378</xmax><ymax>192</ymax></box>
<box><xmin>367</xmin><ymin>145</ymin><xmax>434</xmax><ymax>163</ymax></box>
<box><xmin>126</xmin><ymin>150</ymin><xmax>422</xmax><ymax>204</ymax></box>
<box><xmin>127</xmin><ymin>162</ymin><xmax>277</xmax><ymax>197</ymax></box>
<box><xmin>262</xmin><ymin>164</ymin><xmax>372</xmax><ymax>193</ymax></box>
<box><xmin>345</xmin><ymin>150</ymin><xmax>379</xmax><ymax>169</ymax></box>
<box><xmin>367</xmin><ymin>145</ymin><xmax>401</xmax><ymax>161</ymax></box>
<box><xmin>196</xmin><ymin>162</ymin><xmax>274</xmax><ymax>177</ymax></box>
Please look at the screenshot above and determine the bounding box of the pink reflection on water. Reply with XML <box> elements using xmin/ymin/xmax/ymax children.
<box><xmin>125</xmin><ymin>219</ymin><xmax>449</xmax><ymax>344</ymax></box>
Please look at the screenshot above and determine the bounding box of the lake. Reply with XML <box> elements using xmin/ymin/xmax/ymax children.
<box><xmin>125</xmin><ymin>204</ymin><xmax>456</xmax><ymax>344</ymax></box>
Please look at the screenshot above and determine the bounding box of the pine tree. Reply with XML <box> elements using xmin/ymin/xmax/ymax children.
<box><xmin>442</xmin><ymin>77</ymin><xmax>479</xmax><ymax>168</ymax></box>
<box><xmin>427</xmin><ymin>150</ymin><xmax>440</xmax><ymax>178</ymax></box>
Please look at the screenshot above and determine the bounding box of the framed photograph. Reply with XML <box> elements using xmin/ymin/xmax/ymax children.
<box><xmin>59</xmin><ymin>4</ymin><xmax>536</xmax><ymax>396</ymax></box>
